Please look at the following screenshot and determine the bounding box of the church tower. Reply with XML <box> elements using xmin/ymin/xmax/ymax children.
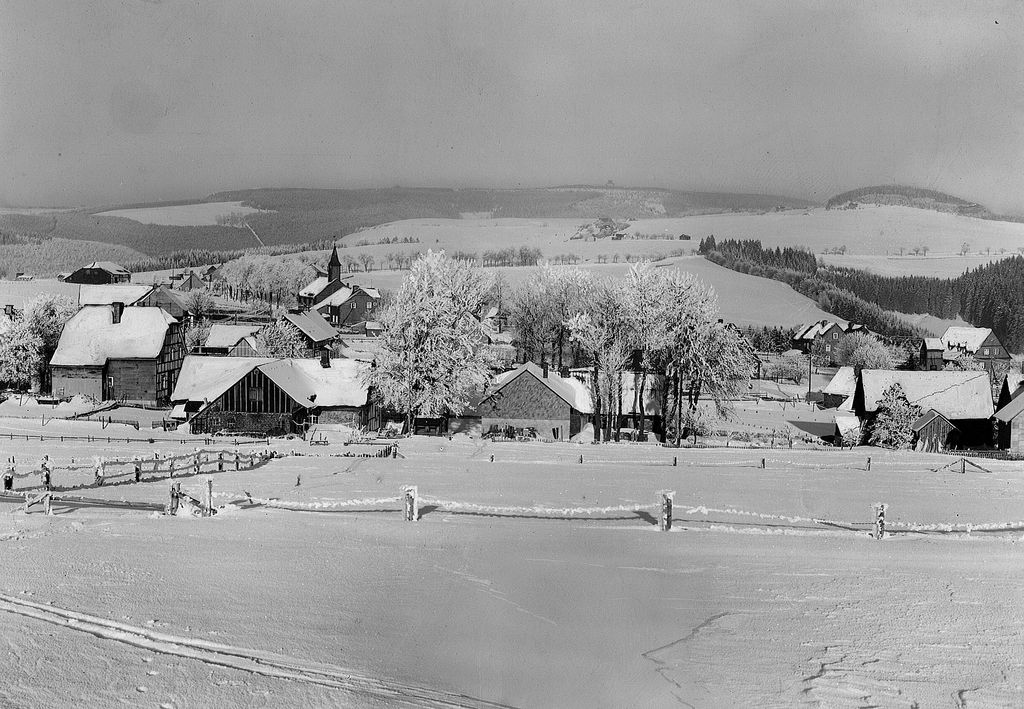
<box><xmin>328</xmin><ymin>245</ymin><xmax>342</xmax><ymax>283</ymax></box>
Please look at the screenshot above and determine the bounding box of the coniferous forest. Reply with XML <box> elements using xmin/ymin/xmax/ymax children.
<box><xmin>699</xmin><ymin>236</ymin><xmax>1024</xmax><ymax>351</ymax></box>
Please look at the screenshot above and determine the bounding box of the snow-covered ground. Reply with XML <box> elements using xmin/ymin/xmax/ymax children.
<box><xmin>2</xmin><ymin>435</ymin><xmax>1024</xmax><ymax>707</ymax></box>
<box><xmin>94</xmin><ymin>201</ymin><xmax>271</xmax><ymax>227</ymax></box>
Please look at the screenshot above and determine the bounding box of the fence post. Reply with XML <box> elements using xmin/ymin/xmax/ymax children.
<box><xmin>866</xmin><ymin>457</ymin><xmax>871</xmax><ymax>472</ymax></box>
<box><xmin>134</xmin><ymin>458</ymin><xmax>142</xmax><ymax>483</ymax></box>
<box><xmin>40</xmin><ymin>455</ymin><xmax>51</xmax><ymax>491</ymax></box>
<box><xmin>44</xmin><ymin>493</ymin><xmax>51</xmax><ymax>516</ymax></box>
<box><xmin>217</xmin><ymin>452</ymin><xmax>224</xmax><ymax>471</ymax></box>
<box><xmin>760</xmin><ymin>458</ymin><xmax>766</xmax><ymax>469</ymax></box>
<box><xmin>579</xmin><ymin>454</ymin><xmax>583</xmax><ymax>464</ymax></box>
<box><xmin>960</xmin><ymin>457</ymin><xmax>966</xmax><ymax>475</ymax></box>
<box><xmin>94</xmin><ymin>458</ymin><xmax>105</xmax><ymax>487</ymax></box>
<box><xmin>673</xmin><ymin>456</ymin><xmax>677</xmax><ymax>467</ymax></box>
<box><xmin>234</xmin><ymin>451</ymin><xmax>240</xmax><ymax>470</ymax></box>
<box><xmin>169</xmin><ymin>483</ymin><xmax>180</xmax><ymax>515</ymax></box>
<box><xmin>3</xmin><ymin>458</ymin><xmax>13</xmax><ymax>492</ymax></box>
<box><xmin>403</xmin><ymin>485</ymin><xmax>419</xmax><ymax>522</ymax></box>
<box><xmin>658</xmin><ymin>490</ymin><xmax>675</xmax><ymax>531</ymax></box>
<box><xmin>206</xmin><ymin>478</ymin><xmax>213</xmax><ymax>517</ymax></box>
<box><xmin>873</xmin><ymin>503</ymin><xmax>887</xmax><ymax>540</ymax></box>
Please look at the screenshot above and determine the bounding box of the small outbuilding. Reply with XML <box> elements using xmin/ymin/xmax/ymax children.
<box><xmin>822</xmin><ymin>366</ymin><xmax>856</xmax><ymax>408</ymax></box>
<box><xmin>911</xmin><ymin>409</ymin><xmax>959</xmax><ymax>453</ymax></box>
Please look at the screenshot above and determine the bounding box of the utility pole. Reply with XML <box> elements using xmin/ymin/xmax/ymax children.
<box><xmin>807</xmin><ymin>350</ymin><xmax>812</xmax><ymax>398</ymax></box>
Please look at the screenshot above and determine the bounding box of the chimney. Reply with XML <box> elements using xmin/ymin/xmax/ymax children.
<box><xmin>320</xmin><ymin>349</ymin><xmax>331</xmax><ymax>368</ymax></box>
<box><xmin>111</xmin><ymin>302</ymin><xmax>124</xmax><ymax>324</ymax></box>
<box><xmin>541</xmin><ymin>362</ymin><xmax>548</xmax><ymax>378</ymax></box>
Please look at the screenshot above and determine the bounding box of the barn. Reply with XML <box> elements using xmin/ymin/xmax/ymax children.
<box><xmin>476</xmin><ymin>362</ymin><xmax>593</xmax><ymax>442</ymax></box>
<box><xmin>911</xmin><ymin>409</ymin><xmax>960</xmax><ymax>452</ymax></box>
<box><xmin>995</xmin><ymin>386</ymin><xmax>1024</xmax><ymax>453</ymax></box>
<box><xmin>50</xmin><ymin>303</ymin><xmax>184</xmax><ymax>405</ymax></box>
<box><xmin>821</xmin><ymin>366</ymin><xmax>856</xmax><ymax>409</ymax></box>
<box><xmin>172</xmin><ymin>354</ymin><xmax>372</xmax><ymax>436</ymax></box>
<box><xmin>200</xmin><ymin>324</ymin><xmax>264</xmax><ymax>357</ymax></box>
<box><xmin>853</xmin><ymin>370</ymin><xmax>995</xmax><ymax>449</ymax></box>
<box><xmin>283</xmin><ymin>310</ymin><xmax>339</xmax><ymax>352</ymax></box>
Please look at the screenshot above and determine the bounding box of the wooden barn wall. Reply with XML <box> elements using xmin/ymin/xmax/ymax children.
<box><xmin>51</xmin><ymin>365</ymin><xmax>103</xmax><ymax>400</ymax></box>
<box><xmin>156</xmin><ymin>324</ymin><xmax>185</xmax><ymax>403</ymax></box>
<box><xmin>106</xmin><ymin>359</ymin><xmax>159</xmax><ymax>404</ymax></box>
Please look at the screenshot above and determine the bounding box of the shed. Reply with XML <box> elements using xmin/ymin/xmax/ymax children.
<box><xmin>476</xmin><ymin>362</ymin><xmax>593</xmax><ymax>441</ymax></box>
<box><xmin>911</xmin><ymin>409</ymin><xmax>959</xmax><ymax>453</ymax></box>
<box><xmin>202</xmin><ymin>324</ymin><xmax>264</xmax><ymax>357</ymax></box>
<box><xmin>995</xmin><ymin>387</ymin><xmax>1024</xmax><ymax>453</ymax></box>
<box><xmin>283</xmin><ymin>310</ymin><xmax>339</xmax><ymax>351</ymax></box>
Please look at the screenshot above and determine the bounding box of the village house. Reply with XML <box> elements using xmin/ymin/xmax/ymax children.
<box><xmin>170</xmin><ymin>353</ymin><xmax>373</xmax><ymax>436</ymax></box>
<box><xmin>569</xmin><ymin>368</ymin><xmax>666</xmax><ymax>441</ymax></box>
<box><xmin>476</xmin><ymin>362</ymin><xmax>593</xmax><ymax>442</ymax></box>
<box><xmin>199</xmin><ymin>323</ymin><xmax>264</xmax><ymax>357</ymax></box>
<box><xmin>939</xmin><ymin>326</ymin><xmax>1011</xmax><ymax>374</ymax></box>
<box><xmin>64</xmin><ymin>261</ymin><xmax>131</xmax><ymax>285</ymax></box>
<box><xmin>792</xmin><ymin>320</ymin><xmax>869</xmax><ymax>364</ymax></box>
<box><xmin>852</xmin><ymin>369</ymin><xmax>995</xmax><ymax>450</ymax></box>
<box><xmin>49</xmin><ymin>303</ymin><xmax>184</xmax><ymax>405</ymax></box>
<box><xmin>283</xmin><ymin>309</ymin><xmax>339</xmax><ymax>352</ymax></box>
<box><xmin>173</xmin><ymin>271</ymin><xmax>204</xmax><ymax>292</ymax></box>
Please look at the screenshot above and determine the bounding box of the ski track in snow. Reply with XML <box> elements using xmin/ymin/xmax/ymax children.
<box><xmin>0</xmin><ymin>593</ymin><xmax>514</xmax><ymax>709</ymax></box>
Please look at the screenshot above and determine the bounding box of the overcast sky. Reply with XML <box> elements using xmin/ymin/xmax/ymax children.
<box><xmin>1</xmin><ymin>1</ymin><xmax>1022</xmax><ymax>211</ymax></box>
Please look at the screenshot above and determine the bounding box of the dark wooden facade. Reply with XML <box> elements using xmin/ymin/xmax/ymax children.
<box><xmin>912</xmin><ymin>410</ymin><xmax>959</xmax><ymax>453</ymax></box>
<box><xmin>315</xmin><ymin>290</ymin><xmax>378</xmax><ymax>329</ymax></box>
<box><xmin>65</xmin><ymin>265</ymin><xmax>130</xmax><ymax>284</ymax></box>
<box><xmin>190</xmin><ymin>368</ymin><xmax>303</xmax><ymax>435</ymax></box>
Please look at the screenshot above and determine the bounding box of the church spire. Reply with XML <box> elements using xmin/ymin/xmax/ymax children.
<box><xmin>328</xmin><ymin>244</ymin><xmax>341</xmax><ymax>282</ymax></box>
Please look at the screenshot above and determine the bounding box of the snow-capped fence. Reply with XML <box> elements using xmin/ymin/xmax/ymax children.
<box><xmin>0</xmin><ymin>448</ymin><xmax>279</xmax><ymax>494</ymax></box>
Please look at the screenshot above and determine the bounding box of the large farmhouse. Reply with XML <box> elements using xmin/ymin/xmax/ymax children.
<box><xmin>853</xmin><ymin>369</ymin><xmax>994</xmax><ymax>450</ymax></box>
<box><xmin>50</xmin><ymin>304</ymin><xmax>184</xmax><ymax>405</ymax></box>
<box><xmin>64</xmin><ymin>262</ymin><xmax>131</xmax><ymax>285</ymax></box>
<box><xmin>170</xmin><ymin>354</ymin><xmax>372</xmax><ymax>436</ymax></box>
<box><xmin>476</xmin><ymin>362</ymin><xmax>593</xmax><ymax>441</ymax></box>
<box><xmin>792</xmin><ymin>320</ymin><xmax>868</xmax><ymax>364</ymax></box>
<box><xmin>939</xmin><ymin>326</ymin><xmax>1010</xmax><ymax>374</ymax></box>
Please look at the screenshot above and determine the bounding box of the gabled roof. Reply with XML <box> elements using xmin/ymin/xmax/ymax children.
<box><xmin>941</xmin><ymin>327</ymin><xmax>994</xmax><ymax>355</ymax></box>
<box><xmin>170</xmin><ymin>356</ymin><xmax>274</xmax><ymax>403</ymax></box>
<box><xmin>51</xmin><ymin>305</ymin><xmax>176</xmax><ymax>366</ymax></box>
<box><xmin>284</xmin><ymin>310</ymin><xmax>339</xmax><ymax>343</ymax></box>
<box><xmin>795</xmin><ymin>320</ymin><xmax>841</xmax><ymax>340</ymax></box>
<box><xmin>995</xmin><ymin>387</ymin><xmax>1024</xmax><ymax>423</ymax></box>
<box><xmin>823</xmin><ymin>366</ymin><xmax>857</xmax><ymax>396</ymax></box>
<box><xmin>299</xmin><ymin>276</ymin><xmax>330</xmax><ymax>298</ymax></box>
<box><xmin>205</xmin><ymin>323</ymin><xmax>262</xmax><ymax>349</ymax></box>
<box><xmin>911</xmin><ymin>408</ymin><xmax>957</xmax><ymax>432</ymax></box>
<box><xmin>857</xmin><ymin>369</ymin><xmax>994</xmax><ymax>420</ymax></box>
<box><xmin>171</xmin><ymin>355</ymin><xmax>369</xmax><ymax>409</ymax></box>
<box><xmin>315</xmin><ymin>285</ymin><xmax>354</xmax><ymax>308</ymax></box>
<box><xmin>485</xmin><ymin>362</ymin><xmax>593</xmax><ymax>413</ymax></box>
<box><xmin>258</xmin><ymin>358</ymin><xmax>368</xmax><ymax>408</ymax></box>
<box><xmin>922</xmin><ymin>337</ymin><xmax>943</xmax><ymax>351</ymax></box>
<box><xmin>79</xmin><ymin>283</ymin><xmax>154</xmax><ymax>306</ymax></box>
<box><xmin>77</xmin><ymin>261</ymin><xmax>129</xmax><ymax>276</ymax></box>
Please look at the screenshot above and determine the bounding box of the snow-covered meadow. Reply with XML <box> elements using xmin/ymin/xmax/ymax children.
<box><xmin>94</xmin><ymin>201</ymin><xmax>270</xmax><ymax>227</ymax></box>
<box><xmin>2</xmin><ymin>434</ymin><xmax>1024</xmax><ymax>707</ymax></box>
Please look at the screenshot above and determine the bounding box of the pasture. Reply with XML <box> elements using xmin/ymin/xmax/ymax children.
<box><xmin>2</xmin><ymin>432</ymin><xmax>1023</xmax><ymax>707</ymax></box>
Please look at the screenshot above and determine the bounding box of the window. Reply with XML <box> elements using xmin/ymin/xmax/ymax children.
<box><xmin>248</xmin><ymin>388</ymin><xmax>264</xmax><ymax>403</ymax></box>
<box><xmin>983</xmin><ymin>348</ymin><xmax>990</xmax><ymax>356</ymax></box>
<box><xmin>832</xmin><ymin>332</ymin><xmax>839</xmax><ymax>340</ymax></box>
<box><xmin>825</xmin><ymin>344</ymin><xmax>831</xmax><ymax>352</ymax></box>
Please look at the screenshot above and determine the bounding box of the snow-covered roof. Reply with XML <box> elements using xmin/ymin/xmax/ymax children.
<box><xmin>568</xmin><ymin>368</ymin><xmax>661</xmax><ymax>415</ymax></box>
<box><xmin>361</xmin><ymin>287</ymin><xmax>380</xmax><ymax>299</ymax></box>
<box><xmin>80</xmin><ymin>261</ymin><xmax>129</xmax><ymax>276</ymax></box>
<box><xmin>857</xmin><ymin>370</ymin><xmax>994</xmax><ymax>420</ymax></box>
<box><xmin>205</xmin><ymin>323</ymin><xmax>262</xmax><ymax>349</ymax></box>
<box><xmin>51</xmin><ymin>305</ymin><xmax>176</xmax><ymax>366</ymax></box>
<box><xmin>1002</xmin><ymin>370</ymin><xmax>1024</xmax><ymax>398</ymax></box>
<box><xmin>171</xmin><ymin>355</ymin><xmax>367</xmax><ymax>409</ymax></box>
<box><xmin>794</xmin><ymin>320</ymin><xmax>839</xmax><ymax>341</ymax></box>
<box><xmin>823</xmin><ymin>366</ymin><xmax>857</xmax><ymax>396</ymax></box>
<box><xmin>911</xmin><ymin>409</ymin><xmax>956</xmax><ymax>432</ymax></box>
<box><xmin>995</xmin><ymin>388</ymin><xmax>1024</xmax><ymax>423</ymax></box>
<box><xmin>941</xmin><ymin>327</ymin><xmax>994</xmax><ymax>355</ymax></box>
<box><xmin>79</xmin><ymin>283</ymin><xmax>154</xmax><ymax>306</ymax></box>
<box><xmin>170</xmin><ymin>356</ymin><xmax>273</xmax><ymax>403</ymax></box>
<box><xmin>487</xmin><ymin>362</ymin><xmax>593</xmax><ymax>413</ymax></box>
<box><xmin>922</xmin><ymin>337</ymin><xmax>943</xmax><ymax>351</ymax></box>
<box><xmin>299</xmin><ymin>277</ymin><xmax>329</xmax><ymax>298</ymax></box>
<box><xmin>315</xmin><ymin>286</ymin><xmax>354</xmax><ymax>308</ymax></box>
<box><xmin>259</xmin><ymin>358</ymin><xmax>368</xmax><ymax>408</ymax></box>
<box><xmin>284</xmin><ymin>310</ymin><xmax>338</xmax><ymax>343</ymax></box>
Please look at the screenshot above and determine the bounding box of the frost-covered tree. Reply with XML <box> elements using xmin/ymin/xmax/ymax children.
<box><xmin>835</xmin><ymin>332</ymin><xmax>894</xmax><ymax>373</ymax></box>
<box><xmin>184</xmin><ymin>289</ymin><xmax>215</xmax><ymax>320</ymax></box>
<box><xmin>868</xmin><ymin>383</ymin><xmax>921</xmax><ymax>449</ymax></box>
<box><xmin>0</xmin><ymin>318</ymin><xmax>43</xmax><ymax>390</ymax></box>
<box><xmin>764</xmin><ymin>352</ymin><xmax>805</xmax><ymax>384</ymax></box>
<box><xmin>21</xmin><ymin>293</ymin><xmax>78</xmax><ymax>390</ymax></box>
<box><xmin>257</xmin><ymin>320</ymin><xmax>305</xmax><ymax>358</ymax></box>
<box><xmin>366</xmin><ymin>251</ymin><xmax>498</xmax><ymax>431</ymax></box>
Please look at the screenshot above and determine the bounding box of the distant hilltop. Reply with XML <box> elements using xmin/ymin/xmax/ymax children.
<box><xmin>825</xmin><ymin>185</ymin><xmax>1022</xmax><ymax>223</ymax></box>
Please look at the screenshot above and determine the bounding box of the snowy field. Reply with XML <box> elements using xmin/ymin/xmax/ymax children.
<box><xmin>2</xmin><ymin>431</ymin><xmax>1024</xmax><ymax>707</ymax></box>
<box><xmin>93</xmin><ymin>201</ymin><xmax>270</xmax><ymax>227</ymax></box>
